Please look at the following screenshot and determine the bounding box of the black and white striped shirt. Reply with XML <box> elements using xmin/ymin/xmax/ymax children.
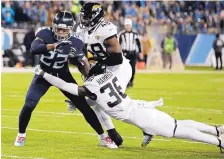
<box><xmin>118</xmin><ymin>30</ymin><xmax>142</xmax><ymax>53</ymax></box>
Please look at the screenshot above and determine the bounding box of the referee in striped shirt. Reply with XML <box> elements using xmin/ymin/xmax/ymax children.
<box><xmin>118</xmin><ymin>18</ymin><xmax>142</xmax><ymax>88</ymax></box>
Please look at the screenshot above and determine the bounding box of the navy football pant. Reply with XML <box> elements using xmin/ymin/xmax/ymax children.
<box><xmin>19</xmin><ymin>72</ymin><xmax>104</xmax><ymax>135</ymax></box>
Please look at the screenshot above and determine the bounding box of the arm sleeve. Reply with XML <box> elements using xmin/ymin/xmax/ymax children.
<box><xmin>30</xmin><ymin>38</ymin><xmax>48</xmax><ymax>54</ymax></box>
<box><xmin>135</xmin><ymin>36</ymin><xmax>142</xmax><ymax>53</ymax></box>
<box><xmin>118</xmin><ymin>33</ymin><xmax>122</xmax><ymax>44</ymax></box>
<box><xmin>43</xmin><ymin>73</ymin><xmax>79</xmax><ymax>95</ymax></box>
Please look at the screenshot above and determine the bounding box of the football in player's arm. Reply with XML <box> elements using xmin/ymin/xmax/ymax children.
<box><xmin>34</xmin><ymin>65</ymin><xmax>224</xmax><ymax>152</ymax></box>
<box><xmin>14</xmin><ymin>11</ymin><xmax>119</xmax><ymax>149</ymax></box>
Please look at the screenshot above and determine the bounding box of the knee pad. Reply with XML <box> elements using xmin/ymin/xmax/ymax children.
<box><xmin>24</xmin><ymin>98</ymin><xmax>39</xmax><ymax>110</ymax></box>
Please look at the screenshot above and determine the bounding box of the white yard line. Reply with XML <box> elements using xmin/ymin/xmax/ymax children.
<box><xmin>1</xmin><ymin>126</ymin><xmax>205</xmax><ymax>145</ymax></box>
<box><xmin>1</xmin><ymin>109</ymin><xmax>82</xmax><ymax>116</ymax></box>
<box><xmin>163</xmin><ymin>106</ymin><xmax>224</xmax><ymax>114</ymax></box>
<box><xmin>2</xmin><ymin>105</ymin><xmax>223</xmax><ymax>115</ymax></box>
<box><xmin>1</xmin><ymin>155</ymin><xmax>46</xmax><ymax>159</ymax></box>
<box><xmin>1</xmin><ymin>115</ymin><xmax>64</xmax><ymax>118</ymax></box>
<box><xmin>2</xmin><ymin>67</ymin><xmax>224</xmax><ymax>74</ymax></box>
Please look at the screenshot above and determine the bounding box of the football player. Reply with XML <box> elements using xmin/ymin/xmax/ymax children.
<box><xmin>14</xmin><ymin>11</ymin><xmax>118</xmax><ymax>149</ymax></box>
<box><xmin>35</xmin><ymin>65</ymin><xmax>224</xmax><ymax>152</ymax></box>
<box><xmin>66</xmin><ymin>2</ymin><xmax>153</xmax><ymax>146</ymax></box>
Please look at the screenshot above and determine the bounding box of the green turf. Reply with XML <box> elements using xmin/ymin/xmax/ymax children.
<box><xmin>185</xmin><ymin>66</ymin><xmax>222</xmax><ymax>71</ymax></box>
<box><xmin>1</xmin><ymin>72</ymin><xmax>224</xmax><ymax>159</ymax></box>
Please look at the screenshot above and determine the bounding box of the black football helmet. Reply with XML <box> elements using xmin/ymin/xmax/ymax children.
<box><xmin>52</xmin><ymin>11</ymin><xmax>75</xmax><ymax>41</ymax></box>
<box><xmin>80</xmin><ymin>2</ymin><xmax>104</xmax><ymax>30</ymax></box>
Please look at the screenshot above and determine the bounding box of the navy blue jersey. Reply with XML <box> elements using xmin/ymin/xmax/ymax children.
<box><xmin>35</xmin><ymin>27</ymin><xmax>84</xmax><ymax>74</ymax></box>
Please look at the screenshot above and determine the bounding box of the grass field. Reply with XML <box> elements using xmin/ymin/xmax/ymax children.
<box><xmin>1</xmin><ymin>71</ymin><xmax>224</xmax><ymax>159</ymax></box>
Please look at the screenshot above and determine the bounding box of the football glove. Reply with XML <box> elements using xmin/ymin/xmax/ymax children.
<box><xmin>65</xmin><ymin>100</ymin><xmax>76</xmax><ymax>113</ymax></box>
<box><xmin>55</xmin><ymin>40</ymin><xmax>72</xmax><ymax>49</ymax></box>
<box><xmin>34</xmin><ymin>65</ymin><xmax>45</xmax><ymax>76</ymax></box>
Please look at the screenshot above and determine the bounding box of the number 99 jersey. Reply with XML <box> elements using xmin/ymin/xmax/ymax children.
<box><xmin>76</xmin><ymin>21</ymin><xmax>117</xmax><ymax>61</ymax></box>
<box><xmin>84</xmin><ymin>71</ymin><xmax>132</xmax><ymax>121</ymax></box>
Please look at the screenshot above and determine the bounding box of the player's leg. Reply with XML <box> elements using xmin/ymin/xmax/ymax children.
<box><xmin>59</xmin><ymin>72</ymin><xmax>118</xmax><ymax>148</ymax></box>
<box><xmin>131</xmin><ymin>106</ymin><xmax>223</xmax><ymax>149</ymax></box>
<box><xmin>91</xmin><ymin>104</ymin><xmax>123</xmax><ymax>146</ymax></box>
<box><xmin>129</xmin><ymin>58</ymin><xmax>137</xmax><ymax>87</ymax></box>
<box><xmin>15</xmin><ymin>75</ymin><xmax>51</xmax><ymax>146</ymax></box>
<box><xmin>174</xmin><ymin>125</ymin><xmax>223</xmax><ymax>148</ymax></box>
<box><xmin>169</xmin><ymin>53</ymin><xmax>172</xmax><ymax>69</ymax></box>
<box><xmin>86</xmin><ymin>97</ymin><xmax>122</xmax><ymax>145</ymax></box>
<box><xmin>177</xmin><ymin>120</ymin><xmax>224</xmax><ymax>136</ymax></box>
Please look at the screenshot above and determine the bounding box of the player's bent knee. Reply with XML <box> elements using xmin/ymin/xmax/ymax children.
<box><xmin>24</xmin><ymin>98</ymin><xmax>39</xmax><ymax>110</ymax></box>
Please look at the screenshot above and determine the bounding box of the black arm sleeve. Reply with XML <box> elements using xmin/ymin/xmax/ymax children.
<box><xmin>82</xmin><ymin>44</ymin><xmax>88</xmax><ymax>56</ymax></box>
<box><xmin>136</xmin><ymin>38</ymin><xmax>142</xmax><ymax>53</ymax></box>
<box><xmin>30</xmin><ymin>39</ymin><xmax>48</xmax><ymax>54</ymax></box>
<box><xmin>119</xmin><ymin>34</ymin><xmax>122</xmax><ymax>45</ymax></box>
<box><xmin>100</xmin><ymin>52</ymin><xmax>123</xmax><ymax>66</ymax></box>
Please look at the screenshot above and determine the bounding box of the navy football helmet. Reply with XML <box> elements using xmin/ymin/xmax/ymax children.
<box><xmin>52</xmin><ymin>11</ymin><xmax>75</xmax><ymax>41</ymax></box>
<box><xmin>79</xmin><ymin>2</ymin><xmax>104</xmax><ymax>30</ymax></box>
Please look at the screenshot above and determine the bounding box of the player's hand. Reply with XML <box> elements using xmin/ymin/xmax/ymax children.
<box><xmin>65</xmin><ymin>100</ymin><xmax>76</xmax><ymax>113</ymax></box>
<box><xmin>68</xmin><ymin>47</ymin><xmax>77</xmax><ymax>58</ymax></box>
<box><xmin>34</xmin><ymin>65</ymin><xmax>45</xmax><ymax>76</ymax></box>
<box><xmin>54</xmin><ymin>40</ymin><xmax>72</xmax><ymax>49</ymax></box>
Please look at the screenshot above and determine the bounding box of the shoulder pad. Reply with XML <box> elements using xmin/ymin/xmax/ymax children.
<box><xmin>72</xmin><ymin>32</ymin><xmax>85</xmax><ymax>42</ymax></box>
<box><xmin>35</xmin><ymin>27</ymin><xmax>54</xmax><ymax>43</ymax></box>
<box><xmin>99</xmin><ymin>22</ymin><xmax>117</xmax><ymax>41</ymax></box>
<box><xmin>69</xmin><ymin>36</ymin><xmax>84</xmax><ymax>49</ymax></box>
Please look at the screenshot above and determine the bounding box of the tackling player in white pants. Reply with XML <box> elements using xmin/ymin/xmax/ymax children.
<box><xmin>65</xmin><ymin>2</ymin><xmax>141</xmax><ymax>146</ymax></box>
<box><xmin>34</xmin><ymin>65</ymin><xmax>224</xmax><ymax>152</ymax></box>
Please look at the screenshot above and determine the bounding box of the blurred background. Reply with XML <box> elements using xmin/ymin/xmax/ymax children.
<box><xmin>1</xmin><ymin>0</ymin><xmax>224</xmax><ymax>71</ymax></box>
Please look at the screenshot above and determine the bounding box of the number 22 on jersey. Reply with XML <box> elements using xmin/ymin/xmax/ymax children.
<box><xmin>40</xmin><ymin>50</ymin><xmax>68</xmax><ymax>69</ymax></box>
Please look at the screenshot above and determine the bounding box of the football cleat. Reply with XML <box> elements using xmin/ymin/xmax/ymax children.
<box><xmin>99</xmin><ymin>136</ymin><xmax>118</xmax><ymax>149</ymax></box>
<box><xmin>141</xmin><ymin>134</ymin><xmax>153</xmax><ymax>147</ymax></box>
<box><xmin>218</xmin><ymin>134</ymin><xmax>224</xmax><ymax>153</ymax></box>
<box><xmin>14</xmin><ymin>133</ymin><xmax>26</xmax><ymax>146</ymax></box>
<box><xmin>217</xmin><ymin>125</ymin><xmax>224</xmax><ymax>136</ymax></box>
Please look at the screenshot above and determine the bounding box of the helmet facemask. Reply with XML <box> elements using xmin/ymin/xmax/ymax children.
<box><xmin>79</xmin><ymin>3</ymin><xmax>104</xmax><ymax>31</ymax></box>
<box><xmin>52</xmin><ymin>23</ymin><xmax>73</xmax><ymax>41</ymax></box>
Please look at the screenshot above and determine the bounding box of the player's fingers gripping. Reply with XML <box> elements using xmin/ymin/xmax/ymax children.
<box><xmin>65</xmin><ymin>100</ymin><xmax>76</xmax><ymax>113</ymax></box>
<box><xmin>34</xmin><ymin>65</ymin><xmax>43</xmax><ymax>75</ymax></box>
<box><xmin>56</xmin><ymin>40</ymin><xmax>72</xmax><ymax>48</ymax></box>
<box><xmin>68</xmin><ymin>47</ymin><xmax>77</xmax><ymax>58</ymax></box>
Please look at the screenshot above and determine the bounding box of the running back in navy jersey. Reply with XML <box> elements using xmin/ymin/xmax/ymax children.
<box><xmin>35</xmin><ymin>27</ymin><xmax>84</xmax><ymax>74</ymax></box>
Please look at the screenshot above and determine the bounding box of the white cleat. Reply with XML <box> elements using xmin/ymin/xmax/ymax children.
<box><xmin>99</xmin><ymin>136</ymin><xmax>118</xmax><ymax>149</ymax></box>
<box><xmin>14</xmin><ymin>133</ymin><xmax>26</xmax><ymax>146</ymax></box>
<box><xmin>217</xmin><ymin>125</ymin><xmax>224</xmax><ymax>136</ymax></box>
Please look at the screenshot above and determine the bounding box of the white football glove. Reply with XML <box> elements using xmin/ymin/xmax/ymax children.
<box><xmin>65</xmin><ymin>100</ymin><xmax>76</xmax><ymax>113</ymax></box>
<box><xmin>34</xmin><ymin>65</ymin><xmax>44</xmax><ymax>76</ymax></box>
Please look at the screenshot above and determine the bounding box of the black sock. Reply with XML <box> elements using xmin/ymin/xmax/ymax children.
<box><xmin>19</xmin><ymin>106</ymin><xmax>33</xmax><ymax>133</ymax></box>
<box><xmin>107</xmin><ymin>128</ymin><xmax>123</xmax><ymax>146</ymax></box>
<box><xmin>143</xmin><ymin>131</ymin><xmax>153</xmax><ymax>137</ymax></box>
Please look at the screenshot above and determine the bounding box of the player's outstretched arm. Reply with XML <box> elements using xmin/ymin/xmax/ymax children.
<box><xmin>30</xmin><ymin>37</ymin><xmax>71</xmax><ymax>54</ymax></box>
<box><xmin>34</xmin><ymin>65</ymin><xmax>79</xmax><ymax>95</ymax></box>
<box><xmin>34</xmin><ymin>65</ymin><xmax>96</xmax><ymax>100</ymax></box>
